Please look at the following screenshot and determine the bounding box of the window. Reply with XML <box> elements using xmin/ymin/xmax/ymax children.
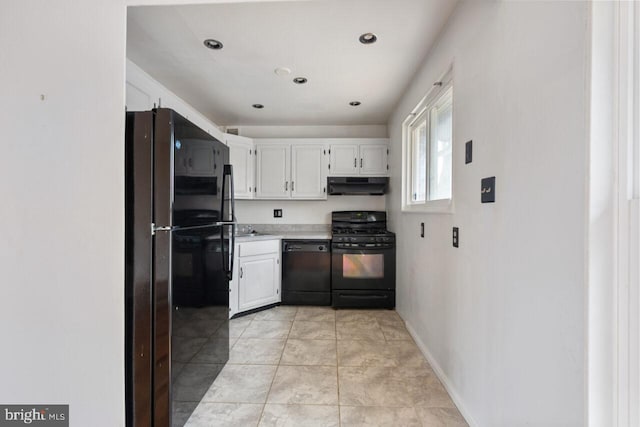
<box><xmin>403</xmin><ymin>70</ymin><xmax>453</xmax><ymax>211</ymax></box>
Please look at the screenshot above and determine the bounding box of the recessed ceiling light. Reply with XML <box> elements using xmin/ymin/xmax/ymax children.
<box><xmin>349</xmin><ymin>101</ymin><xmax>361</xmax><ymax>106</ymax></box>
<box><xmin>274</xmin><ymin>67</ymin><xmax>292</xmax><ymax>76</ymax></box>
<box><xmin>252</xmin><ymin>104</ymin><xmax>264</xmax><ymax>109</ymax></box>
<box><xmin>203</xmin><ymin>39</ymin><xmax>223</xmax><ymax>50</ymax></box>
<box><xmin>293</xmin><ymin>77</ymin><xmax>308</xmax><ymax>84</ymax></box>
<box><xmin>359</xmin><ymin>33</ymin><xmax>377</xmax><ymax>45</ymax></box>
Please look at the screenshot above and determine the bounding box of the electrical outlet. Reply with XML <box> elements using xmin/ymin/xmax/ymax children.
<box><xmin>452</xmin><ymin>227</ymin><xmax>459</xmax><ymax>248</ymax></box>
<box><xmin>420</xmin><ymin>222</ymin><xmax>424</xmax><ymax>238</ymax></box>
<box><xmin>273</xmin><ymin>209</ymin><xmax>282</xmax><ymax>218</ymax></box>
<box><xmin>465</xmin><ymin>140</ymin><xmax>473</xmax><ymax>164</ymax></box>
<box><xmin>481</xmin><ymin>177</ymin><xmax>496</xmax><ymax>203</ymax></box>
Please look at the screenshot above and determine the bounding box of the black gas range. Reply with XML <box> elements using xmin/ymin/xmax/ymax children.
<box><xmin>331</xmin><ymin>211</ymin><xmax>396</xmax><ymax>308</ymax></box>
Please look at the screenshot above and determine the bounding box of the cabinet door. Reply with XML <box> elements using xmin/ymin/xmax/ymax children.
<box><xmin>359</xmin><ymin>143</ymin><xmax>389</xmax><ymax>176</ymax></box>
<box><xmin>329</xmin><ymin>144</ymin><xmax>359</xmax><ymax>176</ymax></box>
<box><xmin>291</xmin><ymin>144</ymin><xmax>326</xmax><ymax>199</ymax></box>
<box><xmin>238</xmin><ymin>254</ymin><xmax>280</xmax><ymax>311</ymax></box>
<box><xmin>255</xmin><ymin>144</ymin><xmax>290</xmax><ymax>199</ymax></box>
<box><xmin>227</xmin><ymin>135</ymin><xmax>255</xmax><ymax>199</ymax></box>
<box><xmin>184</xmin><ymin>139</ymin><xmax>216</xmax><ymax>177</ymax></box>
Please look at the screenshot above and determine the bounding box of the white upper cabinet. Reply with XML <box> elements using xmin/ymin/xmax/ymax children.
<box><xmin>359</xmin><ymin>143</ymin><xmax>389</xmax><ymax>175</ymax></box>
<box><xmin>255</xmin><ymin>140</ymin><xmax>328</xmax><ymax>200</ymax></box>
<box><xmin>255</xmin><ymin>143</ymin><xmax>291</xmax><ymax>199</ymax></box>
<box><xmin>226</xmin><ymin>134</ymin><xmax>255</xmax><ymax>199</ymax></box>
<box><xmin>291</xmin><ymin>144</ymin><xmax>327</xmax><ymax>199</ymax></box>
<box><xmin>329</xmin><ymin>144</ymin><xmax>359</xmax><ymax>175</ymax></box>
<box><xmin>327</xmin><ymin>139</ymin><xmax>389</xmax><ymax>176</ymax></box>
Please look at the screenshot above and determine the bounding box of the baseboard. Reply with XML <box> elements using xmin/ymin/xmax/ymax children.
<box><xmin>403</xmin><ymin>321</ymin><xmax>479</xmax><ymax>427</ymax></box>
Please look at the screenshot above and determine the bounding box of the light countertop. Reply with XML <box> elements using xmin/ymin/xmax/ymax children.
<box><xmin>235</xmin><ymin>231</ymin><xmax>332</xmax><ymax>242</ymax></box>
<box><xmin>235</xmin><ymin>234</ymin><xmax>284</xmax><ymax>242</ymax></box>
<box><xmin>277</xmin><ymin>231</ymin><xmax>332</xmax><ymax>240</ymax></box>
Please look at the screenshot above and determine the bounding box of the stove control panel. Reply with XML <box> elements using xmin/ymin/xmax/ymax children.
<box><xmin>332</xmin><ymin>233</ymin><xmax>395</xmax><ymax>249</ymax></box>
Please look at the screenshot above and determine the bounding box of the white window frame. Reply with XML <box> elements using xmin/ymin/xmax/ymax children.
<box><xmin>402</xmin><ymin>68</ymin><xmax>454</xmax><ymax>213</ymax></box>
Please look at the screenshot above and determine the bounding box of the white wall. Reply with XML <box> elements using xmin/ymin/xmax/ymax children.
<box><xmin>0</xmin><ymin>1</ymin><xmax>126</xmax><ymax>426</ymax></box>
<box><xmin>231</xmin><ymin>124</ymin><xmax>388</xmax><ymax>139</ymax></box>
<box><xmin>387</xmin><ymin>2</ymin><xmax>588</xmax><ymax>426</ymax></box>
<box><xmin>237</xmin><ymin>197</ymin><xmax>385</xmax><ymax>224</ymax></box>
<box><xmin>588</xmin><ymin>2</ymin><xmax>616</xmax><ymax>425</ymax></box>
<box><xmin>127</xmin><ymin>59</ymin><xmax>227</xmax><ymax>142</ymax></box>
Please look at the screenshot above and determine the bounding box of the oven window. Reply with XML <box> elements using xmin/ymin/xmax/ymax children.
<box><xmin>343</xmin><ymin>254</ymin><xmax>384</xmax><ymax>278</ymax></box>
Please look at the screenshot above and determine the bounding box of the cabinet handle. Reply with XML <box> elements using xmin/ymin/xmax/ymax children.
<box><xmin>323</xmin><ymin>187</ymin><xmax>326</xmax><ymax>193</ymax></box>
<box><xmin>285</xmin><ymin>181</ymin><xmax>288</xmax><ymax>191</ymax></box>
<box><xmin>354</xmin><ymin>158</ymin><xmax>356</xmax><ymax>168</ymax></box>
<box><xmin>240</xmin><ymin>267</ymin><xmax>243</xmax><ymax>278</ymax></box>
<box><xmin>360</xmin><ymin>158</ymin><xmax>363</xmax><ymax>168</ymax></box>
<box><xmin>292</xmin><ymin>181</ymin><xmax>295</xmax><ymax>191</ymax></box>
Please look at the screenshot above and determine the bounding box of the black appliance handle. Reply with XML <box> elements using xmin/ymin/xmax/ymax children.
<box><xmin>221</xmin><ymin>164</ymin><xmax>236</xmax><ymax>223</ymax></box>
<box><xmin>332</xmin><ymin>246</ymin><xmax>394</xmax><ymax>253</ymax></box>
<box><xmin>221</xmin><ymin>164</ymin><xmax>236</xmax><ymax>280</ymax></box>
<box><xmin>337</xmin><ymin>293</ymin><xmax>389</xmax><ymax>300</ymax></box>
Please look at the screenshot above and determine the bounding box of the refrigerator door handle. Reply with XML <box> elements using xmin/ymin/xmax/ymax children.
<box><xmin>228</xmin><ymin>224</ymin><xmax>235</xmax><ymax>280</ymax></box>
<box><xmin>221</xmin><ymin>164</ymin><xmax>236</xmax><ymax>280</ymax></box>
<box><xmin>224</xmin><ymin>164</ymin><xmax>237</xmax><ymax>223</ymax></box>
<box><xmin>151</xmin><ymin>223</ymin><xmax>173</xmax><ymax>235</ymax></box>
<box><xmin>228</xmin><ymin>165</ymin><xmax>236</xmax><ymax>279</ymax></box>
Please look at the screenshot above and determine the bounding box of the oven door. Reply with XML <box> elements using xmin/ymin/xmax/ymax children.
<box><xmin>331</xmin><ymin>245</ymin><xmax>396</xmax><ymax>291</ymax></box>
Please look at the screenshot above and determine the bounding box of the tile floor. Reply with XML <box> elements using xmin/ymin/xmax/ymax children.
<box><xmin>182</xmin><ymin>306</ymin><xmax>468</xmax><ymax>427</ymax></box>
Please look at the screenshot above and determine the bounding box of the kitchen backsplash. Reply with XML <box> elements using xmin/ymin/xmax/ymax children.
<box><xmin>238</xmin><ymin>223</ymin><xmax>330</xmax><ymax>234</ymax></box>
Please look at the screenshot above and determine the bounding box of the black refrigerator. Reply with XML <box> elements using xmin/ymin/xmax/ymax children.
<box><xmin>125</xmin><ymin>108</ymin><xmax>236</xmax><ymax>427</ymax></box>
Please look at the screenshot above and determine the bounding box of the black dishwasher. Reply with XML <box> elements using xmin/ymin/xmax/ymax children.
<box><xmin>282</xmin><ymin>240</ymin><xmax>331</xmax><ymax>305</ymax></box>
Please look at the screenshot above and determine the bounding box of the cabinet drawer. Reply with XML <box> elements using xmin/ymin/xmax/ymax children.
<box><xmin>238</xmin><ymin>239</ymin><xmax>280</xmax><ymax>257</ymax></box>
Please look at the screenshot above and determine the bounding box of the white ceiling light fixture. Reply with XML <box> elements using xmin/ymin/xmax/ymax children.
<box><xmin>274</xmin><ymin>67</ymin><xmax>292</xmax><ymax>76</ymax></box>
<box><xmin>203</xmin><ymin>38</ymin><xmax>223</xmax><ymax>50</ymax></box>
<box><xmin>293</xmin><ymin>77</ymin><xmax>308</xmax><ymax>84</ymax></box>
<box><xmin>359</xmin><ymin>32</ymin><xmax>377</xmax><ymax>44</ymax></box>
<box><xmin>349</xmin><ymin>101</ymin><xmax>361</xmax><ymax>106</ymax></box>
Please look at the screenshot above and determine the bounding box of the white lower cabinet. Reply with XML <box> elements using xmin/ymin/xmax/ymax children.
<box><xmin>229</xmin><ymin>238</ymin><xmax>281</xmax><ymax>318</ymax></box>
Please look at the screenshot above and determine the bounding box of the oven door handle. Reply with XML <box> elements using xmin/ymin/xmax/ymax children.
<box><xmin>336</xmin><ymin>293</ymin><xmax>389</xmax><ymax>300</ymax></box>
<box><xmin>332</xmin><ymin>247</ymin><xmax>394</xmax><ymax>253</ymax></box>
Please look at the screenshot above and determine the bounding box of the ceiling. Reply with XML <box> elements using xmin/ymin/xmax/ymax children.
<box><xmin>127</xmin><ymin>0</ymin><xmax>458</xmax><ymax>126</ymax></box>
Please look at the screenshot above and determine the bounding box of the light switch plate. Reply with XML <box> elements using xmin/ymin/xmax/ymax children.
<box><xmin>465</xmin><ymin>140</ymin><xmax>472</xmax><ymax>164</ymax></box>
<box><xmin>452</xmin><ymin>227</ymin><xmax>459</xmax><ymax>248</ymax></box>
<box><xmin>274</xmin><ymin>209</ymin><xmax>283</xmax><ymax>218</ymax></box>
<box><xmin>481</xmin><ymin>177</ymin><xmax>496</xmax><ymax>203</ymax></box>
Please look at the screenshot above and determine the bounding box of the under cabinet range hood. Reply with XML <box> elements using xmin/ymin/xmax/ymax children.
<box><xmin>327</xmin><ymin>177</ymin><xmax>389</xmax><ymax>195</ymax></box>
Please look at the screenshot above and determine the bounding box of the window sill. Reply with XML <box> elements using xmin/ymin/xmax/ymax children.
<box><xmin>402</xmin><ymin>198</ymin><xmax>454</xmax><ymax>214</ymax></box>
